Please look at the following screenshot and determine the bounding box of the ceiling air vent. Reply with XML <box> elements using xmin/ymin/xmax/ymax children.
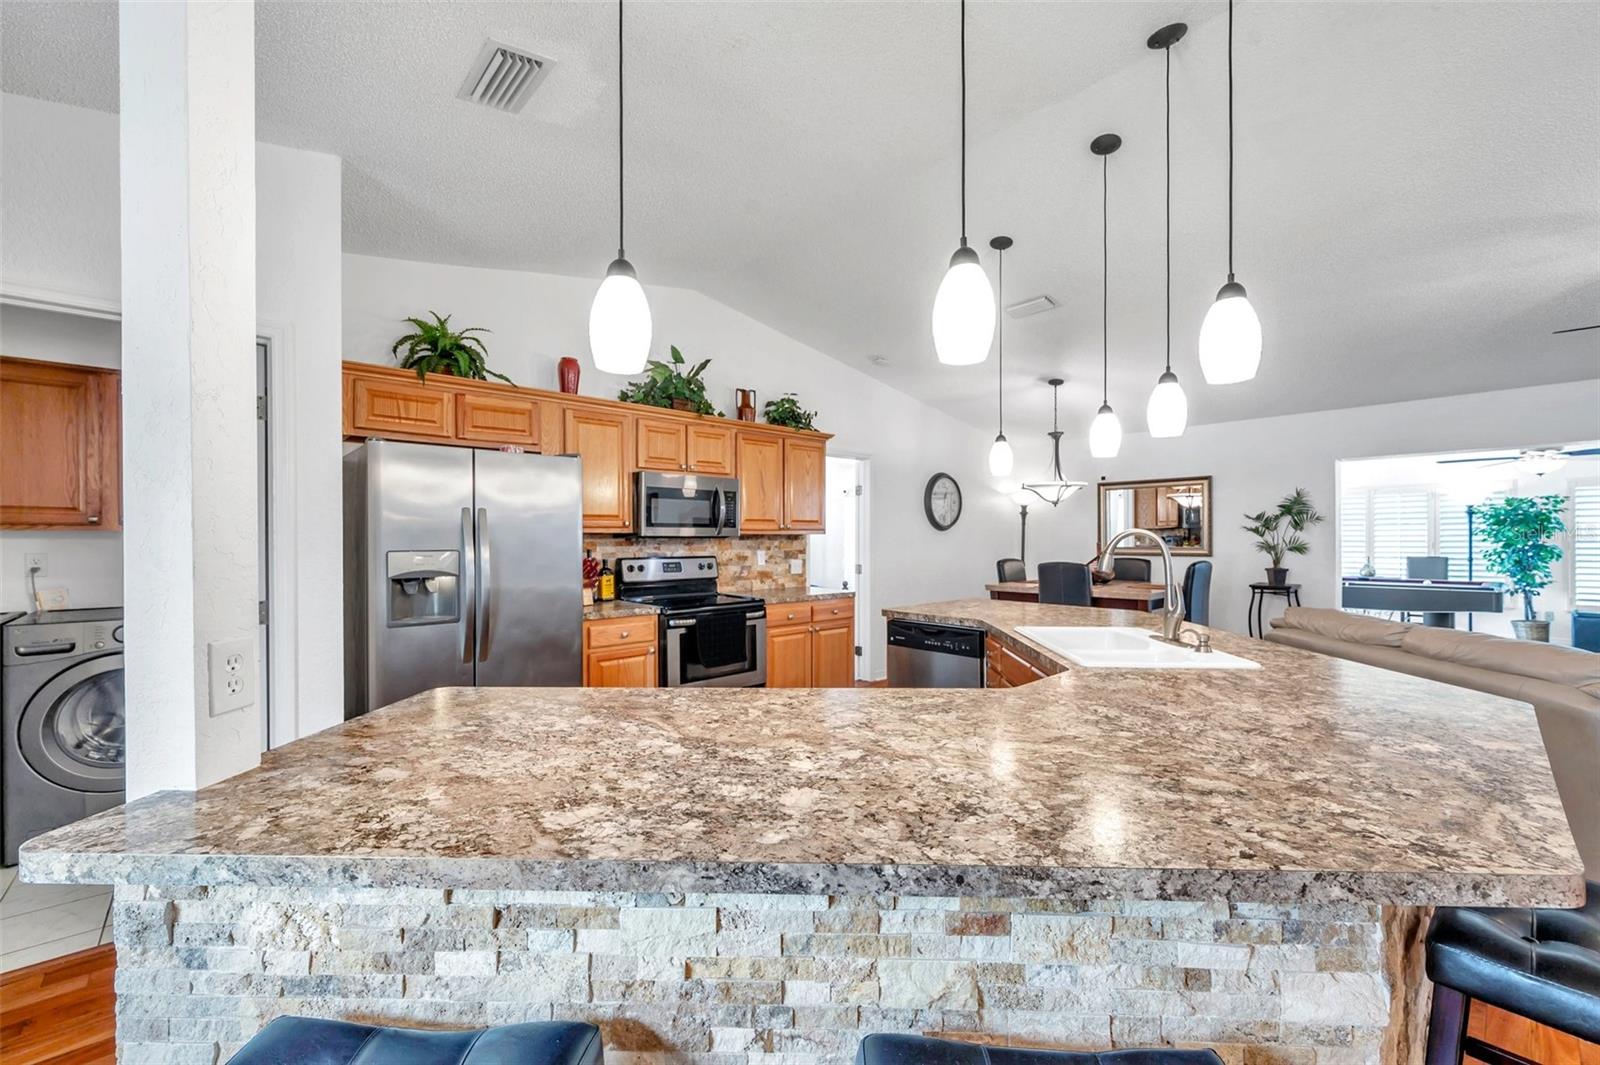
<box><xmin>457</xmin><ymin>39</ymin><xmax>554</xmax><ymax>114</ymax></box>
<box><xmin>1006</xmin><ymin>295</ymin><xmax>1058</xmax><ymax>318</ymax></box>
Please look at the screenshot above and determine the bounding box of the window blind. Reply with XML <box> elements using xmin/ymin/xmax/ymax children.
<box><xmin>1575</xmin><ymin>484</ymin><xmax>1600</xmax><ymax>608</ymax></box>
<box><xmin>1368</xmin><ymin>488</ymin><xmax>1432</xmax><ymax>578</ymax></box>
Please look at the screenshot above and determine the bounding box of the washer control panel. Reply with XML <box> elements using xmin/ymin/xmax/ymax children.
<box><xmin>3</xmin><ymin>616</ymin><xmax>125</xmax><ymax>665</ymax></box>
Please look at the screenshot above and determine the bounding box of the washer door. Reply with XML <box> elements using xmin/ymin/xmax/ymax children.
<box><xmin>19</xmin><ymin>654</ymin><xmax>124</xmax><ymax>792</ymax></box>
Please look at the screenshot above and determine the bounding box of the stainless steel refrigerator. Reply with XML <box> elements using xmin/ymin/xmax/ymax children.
<box><xmin>343</xmin><ymin>440</ymin><xmax>582</xmax><ymax>717</ymax></box>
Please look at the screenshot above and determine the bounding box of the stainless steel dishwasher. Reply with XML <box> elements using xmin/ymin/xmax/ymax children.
<box><xmin>886</xmin><ymin>619</ymin><xmax>986</xmax><ymax>688</ymax></box>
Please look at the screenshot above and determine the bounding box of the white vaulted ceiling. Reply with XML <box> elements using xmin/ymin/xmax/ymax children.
<box><xmin>4</xmin><ymin>1</ymin><xmax>1597</xmax><ymax>438</ymax></box>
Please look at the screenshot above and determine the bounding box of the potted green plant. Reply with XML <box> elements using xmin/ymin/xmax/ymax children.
<box><xmin>616</xmin><ymin>346</ymin><xmax>721</xmax><ymax>416</ymax></box>
<box><xmin>1477</xmin><ymin>494</ymin><xmax>1566</xmax><ymax>641</ymax></box>
<box><xmin>1242</xmin><ymin>487</ymin><xmax>1324</xmax><ymax>586</ymax></box>
<box><xmin>391</xmin><ymin>312</ymin><xmax>511</xmax><ymax>384</ymax></box>
<box><xmin>763</xmin><ymin>393</ymin><xmax>817</xmax><ymax>432</ymax></box>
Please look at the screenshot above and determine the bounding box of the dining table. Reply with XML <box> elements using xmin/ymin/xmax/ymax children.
<box><xmin>984</xmin><ymin>579</ymin><xmax>1167</xmax><ymax>612</ymax></box>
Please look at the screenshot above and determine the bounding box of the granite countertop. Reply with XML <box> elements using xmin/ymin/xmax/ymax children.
<box><xmin>23</xmin><ymin>599</ymin><xmax>1581</xmax><ymax>906</ymax></box>
<box><xmin>757</xmin><ymin>587</ymin><xmax>855</xmax><ymax>605</ymax></box>
<box><xmin>583</xmin><ymin>600</ymin><xmax>659</xmax><ymax>620</ymax></box>
<box><xmin>583</xmin><ymin>589</ymin><xmax>850</xmax><ymax>620</ymax></box>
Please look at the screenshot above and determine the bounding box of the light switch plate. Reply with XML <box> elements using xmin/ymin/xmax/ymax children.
<box><xmin>207</xmin><ymin>636</ymin><xmax>256</xmax><ymax>717</ymax></box>
<box><xmin>789</xmin><ymin>559</ymin><xmax>804</xmax><ymax>575</ymax></box>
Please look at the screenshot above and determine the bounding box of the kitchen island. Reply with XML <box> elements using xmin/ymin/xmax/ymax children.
<box><xmin>22</xmin><ymin>600</ymin><xmax>1581</xmax><ymax>1064</ymax></box>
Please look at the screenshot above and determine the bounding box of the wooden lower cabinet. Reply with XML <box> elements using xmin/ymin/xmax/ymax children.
<box><xmin>985</xmin><ymin>635</ymin><xmax>1060</xmax><ymax>688</ymax></box>
<box><xmin>766</xmin><ymin>598</ymin><xmax>854</xmax><ymax>688</ymax></box>
<box><xmin>0</xmin><ymin>357</ymin><xmax>121</xmax><ymax>530</ymax></box>
<box><xmin>583</xmin><ymin>616</ymin><xmax>658</xmax><ymax>687</ymax></box>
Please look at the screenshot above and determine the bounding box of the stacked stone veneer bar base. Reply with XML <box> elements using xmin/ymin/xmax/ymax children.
<box><xmin>113</xmin><ymin>885</ymin><xmax>1423</xmax><ymax>1065</ymax></box>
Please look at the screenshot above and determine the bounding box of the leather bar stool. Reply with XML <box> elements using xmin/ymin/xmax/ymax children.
<box><xmin>228</xmin><ymin>1017</ymin><xmax>604</xmax><ymax>1064</ymax></box>
<box><xmin>857</xmin><ymin>1034</ymin><xmax>1222</xmax><ymax>1064</ymax></box>
<box><xmin>1424</xmin><ymin>881</ymin><xmax>1600</xmax><ymax>1062</ymax></box>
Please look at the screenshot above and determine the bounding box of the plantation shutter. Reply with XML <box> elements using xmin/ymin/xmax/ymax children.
<box><xmin>1368</xmin><ymin>488</ymin><xmax>1431</xmax><ymax>578</ymax></box>
<box><xmin>1339</xmin><ymin>488</ymin><xmax>1370</xmax><ymax>576</ymax></box>
<box><xmin>1574</xmin><ymin>484</ymin><xmax>1600</xmax><ymax>608</ymax></box>
<box><xmin>1438</xmin><ymin>492</ymin><xmax>1504</xmax><ymax>582</ymax></box>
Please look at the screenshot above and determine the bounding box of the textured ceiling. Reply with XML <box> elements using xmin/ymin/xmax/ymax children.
<box><xmin>4</xmin><ymin>0</ymin><xmax>1598</xmax><ymax>438</ymax></box>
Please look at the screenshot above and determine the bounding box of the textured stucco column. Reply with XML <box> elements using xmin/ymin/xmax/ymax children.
<box><xmin>119</xmin><ymin>0</ymin><xmax>260</xmax><ymax>796</ymax></box>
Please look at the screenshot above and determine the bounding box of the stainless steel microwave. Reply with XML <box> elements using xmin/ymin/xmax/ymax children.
<box><xmin>634</xmin><ymin>472</ymin><xmax>740</xmax><ymax>538</ymax></box>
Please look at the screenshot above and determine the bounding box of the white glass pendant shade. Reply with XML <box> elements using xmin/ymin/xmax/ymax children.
<box><xmin>1198</xmin><ymin>280</ymin><xmax>1261</xmax><ymax>384</ymax></box>
<box><xmin>932</xmin><ymin>246</ymin><xmax>996</xmax><ymax>365</ymax></box>
<box><xmin>1146</xmin><ymin>371</ymin><xmax>1188</xmax><ymax>438</ymax></box>
<box><xmin>589</xmin><ymin>258</ymin><xmax>652</xmax><ymax>374</ymax></box>
<box><xmin>1088</xmin><ymin>403</ymin><xmax>1122</xmax><ymax>459</ymax></box>
<box><xmin>988</xmin><ymin>435</ymin><xmax>1014</xmax><ymax>477</ymax></box>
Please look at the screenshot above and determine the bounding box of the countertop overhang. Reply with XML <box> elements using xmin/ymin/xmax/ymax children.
<box><xmin>22</xmin><ymin>600</ymin><xmax>1583</xmax><ymax>907</ymax></box>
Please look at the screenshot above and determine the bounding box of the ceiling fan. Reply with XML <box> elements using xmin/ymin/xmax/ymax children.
<box><xmin>1437</xmin><ymin>445</ymin><xmax>1600</xmax><ymax>476</ymax></box>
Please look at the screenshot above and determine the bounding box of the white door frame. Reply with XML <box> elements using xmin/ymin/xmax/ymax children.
<box><xmin>256</xmin><ymin>320</ymin><xmax>299</xmax><ymax>749</ymax></box>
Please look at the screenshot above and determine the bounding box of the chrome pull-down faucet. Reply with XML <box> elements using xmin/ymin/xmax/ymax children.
<box><xmin>1095</xmin><ymin>527</ymin><xmax>1194</xmax><ymax>648</ymax></box>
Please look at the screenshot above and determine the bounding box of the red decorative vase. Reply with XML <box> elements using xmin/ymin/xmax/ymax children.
<box><xmin>558</xmin><ymin>357</ymin><xmax>581</xmax><ymax>394</ymax></box>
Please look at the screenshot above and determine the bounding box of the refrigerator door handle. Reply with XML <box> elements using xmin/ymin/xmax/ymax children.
<box><xmin>476</xmin><ymin>506</ymin><xmax>493</xmax><ymax>662</ymax></box>
<box><xmin>460</xmin><ymin>506</ymin><xmax>476</xmax><ymax>663</ymax></box>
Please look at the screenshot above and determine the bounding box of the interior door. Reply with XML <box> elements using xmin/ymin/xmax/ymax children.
<box><xmin>472</xmin><ymin>450</ymin><xmax>583</xmax><ymax>686</ymax></box>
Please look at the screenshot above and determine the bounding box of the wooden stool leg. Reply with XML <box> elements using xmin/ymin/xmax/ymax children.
<box><xmin>1426</xmin><ymin>984</ymin><xmax>1469</xmax><ymax>1065</ymax></box>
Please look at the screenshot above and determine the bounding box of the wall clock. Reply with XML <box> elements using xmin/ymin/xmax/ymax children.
<box><xmin>924</xmin><ymin>472</ymin><xmax>962</xmax><ymax>531</ymax></box>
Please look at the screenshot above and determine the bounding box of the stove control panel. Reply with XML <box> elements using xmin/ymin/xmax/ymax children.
<box><xmin>618</xmin><ymin>555</ymin><xmax>718</xmax><ymax>585</ymax></box>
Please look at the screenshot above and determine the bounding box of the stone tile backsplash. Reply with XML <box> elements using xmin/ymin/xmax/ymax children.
<box><xmin>585</xmin><ymin>535</ymin><xmax>809</xmax><ymax>594</ymax></box>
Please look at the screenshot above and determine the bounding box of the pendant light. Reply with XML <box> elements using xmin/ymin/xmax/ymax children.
<box><xmin>588</xmin><ymin>0</ymin><xmax>652</xmax><ymax>374</ymax></box>
<box><xmin>987</xmin><ymin>235</ymin><xmax>1014</xmax><ymax>476</ymax></box>
<box><xmin>1088</xmin><ymin>134</ymin><xmax>1123</xmax><ymax>459</ymax></box>
<box><xmin>1145</xmin><ymin>23</ymin><xmax>1189</xmax><ymax>439</ymax></box>
<box><xmin>931</xmin><ymin>0</ymin><xmax>995</xmax><ymax>366</ymax></box>
<box><xmin>1198</xmin><ymin>0</ymin><xmax>1262</xmax><ymax>384</ymax></box>
<box><xmin>1021</xmin><ymin>379</ymin><xmax>1087</xmax><ymax>506</ymax></box>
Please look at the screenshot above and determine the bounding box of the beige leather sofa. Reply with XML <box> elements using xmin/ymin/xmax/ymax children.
<box><xmin>1268</xmin><ymin>607</ymin><xmax>1600</xmax><ymax>879</ymax></box>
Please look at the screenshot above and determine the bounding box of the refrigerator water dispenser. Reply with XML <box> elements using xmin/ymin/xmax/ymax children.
<box><xmin>386</xmin><ymin>550</ymin><xmax>460</xmax><ymax>626</ymax></box>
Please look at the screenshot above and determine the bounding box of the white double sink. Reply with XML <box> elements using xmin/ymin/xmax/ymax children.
<box><xmin>1015</xmin><ymin>626</ymin><xmax>1260</xmax><ymax>670</ymax></box>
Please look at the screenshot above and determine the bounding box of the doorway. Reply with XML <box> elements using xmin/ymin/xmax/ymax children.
<box><xmin>255</xmin><ymin>338</ymin><xmax>271</xmax><ymax>747</ymax></box>
<box><xmin>807</xmin><ymin>455</ymin><xmax>869</xmax><ymax>682</ymax></box>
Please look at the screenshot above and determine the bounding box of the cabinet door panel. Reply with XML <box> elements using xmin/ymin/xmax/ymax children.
<box><xmin>587</xmin><ymin>645</ymin><xmax>657</xmax><ymax>688</ymax></box>
<box><xmin>564</xmin><ymin>408</ymin><xmax>633</xmax><ymax>532</ymax></box>
<box><xmin>811</xmin><ymin>619</ymin><xmax>855</xmax><ymax>688</ymax></box>
<box><xmin>635</xmin><ymin>416</ymin><xmax>688</xmax><ymax>472</ymax></box>
<box><xmin>0</xmin><ymin>359</ymin><xmax>118</xmax><ymax>530</ymax></box>
<box><xmin>737</xmin><ymin>431</ymin><xmax>785</xmax><ymax>532</ymax></box>
<box><xmin>349</xmin><ymin>374</ymin><xmax>455</xmax><ymax>440</ymax></box>
<box><xmin>686</xmin><ymin>423</ymin><xmax>736</xmax><ymax>475</ymax></box>
<box><xmin>783</xmin><ymin>438</ymin><xmax>826</xmax><ymax>532</ymax></box>
<box><xmin>766</xmin><ymin>625</ymin><xmax>812</xmax><ymax>688</ymax></box>
<box><xmin>457</xmin><ymin>392</ymin><xmax>540</xmax><ymax>447</ymax></box>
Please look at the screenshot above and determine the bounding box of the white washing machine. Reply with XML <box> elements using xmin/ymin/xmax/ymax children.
<box><xmin>2</xmin><ymin>608</ymin><xmax>124</xmax><ymax>865</ymax></box>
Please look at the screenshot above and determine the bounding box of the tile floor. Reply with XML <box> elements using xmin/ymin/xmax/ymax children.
<box><xmin>0</xmin><ymin>864</ymin><xmax>112</xmax><ymax>972</ymax></box>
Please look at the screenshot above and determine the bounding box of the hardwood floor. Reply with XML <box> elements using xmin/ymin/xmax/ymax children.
<box><xmin>1467</xmin><ymin>1000</ymin><xmax>1600</xmax><ymax>1064</ymax></box>
<box><xmin>0</xmin><ymin>944</ymin><xmax>115</xmax><ymax>1065</ymax></box>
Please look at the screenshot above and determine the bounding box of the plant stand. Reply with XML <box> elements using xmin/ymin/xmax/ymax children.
<box><xmin>1248</xmin><ymin>582</ymin><xmax>1301</xmax><ymax>638</ymax></box>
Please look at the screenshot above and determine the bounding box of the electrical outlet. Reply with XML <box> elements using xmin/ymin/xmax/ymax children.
<box><xmin>756</xmin><ymin>550</ymin><xmax>768</xmax><ymax>565</ymax></box>
<box><xmin>24</xmin><ymin>553</ymin><xmax>47</xmax><ymax>577</ymax></box>
<box><xmin>207</xmin><ymin>636</ymin><xmax>256</xmax><ymax>717</ymax></box>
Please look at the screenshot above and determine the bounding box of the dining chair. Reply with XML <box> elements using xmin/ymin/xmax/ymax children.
<box><xmin>1037</xmin><ymin>562</ymin><xmax>1092</xmax><ymax>607</ymax></box>
<box><xmin>1183</xmin><ymin>560</ymin><xmax>1212</xmax><ymax>625</ymax></box>
<box><xmin>1111</xmin><ymin>557</ymin><xmax>1151</xmax><ymax>582</ymax></box>
<box><xmin>995</xmin><ymin>558</ymin><xmax>1026</xmax><ymax>583</ymax></box>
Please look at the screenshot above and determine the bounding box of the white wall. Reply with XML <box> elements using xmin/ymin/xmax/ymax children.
<box><xmin>1019</xmin><ymin>380</ymin><xmax>1600</xmax><ymax>635</ymax></box>
<box><xmin>1</xmin><ymin>92</ymin><xmax>343</xmax><ymax>744</ymax></box>
<box><xmin>344</xmin><ymin>254</ymin><xmax>1016</xmax><ymax>679</ymax></box>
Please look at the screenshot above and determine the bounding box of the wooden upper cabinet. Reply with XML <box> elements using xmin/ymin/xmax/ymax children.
<box><xmin>635</xmin><ymin>415</ymin><xmax>688</xmax><ymax>472</ymax></box>
<box><xmin>347</xmin><ymin>371</ymin><xmax>455</xmax><ymax>440</ymax></box>
<box><xmin>563</xmin><ymin>406</ymin><xmax>633</xmax><ymax>532</ymax></box>
<box><xmin>783</xmin><ymin>437</ymin><xmax>827</xmax><ymax>532</ymax></box>
<box><xmin>457</xmin><ymin>391</ymin><xmax>540</xmax><ymax>448</ymax></box>
<box><xmin>736</xmin><ymin>431</ymin><xmax>785</xmax><ymax>532</ymax></box>
<box><xmin>0</xmin><ymin>357</ymin><xmax>121</xmax><ymax>531</ymax></box>
<box><xmin>686</xmin><ymin>422</ymin><xmax>736</xmax><ymax>475</ymax></box>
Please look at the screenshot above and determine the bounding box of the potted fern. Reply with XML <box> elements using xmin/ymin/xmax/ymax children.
<box><xmin>1477</xmin><ymin>494</ymin><xmax>1566</xmax><ymax>641</ymax></box>
<box><xmin>1242</xmin><ymin>488</ymin><xmax>1324</xmax><ymax>586</ymax></box>
<box><xmin>616</xmin><ymin>346</ymin><xmax>721</xmax><ymax>416</ymax></box>
<box><xmin>763</xmin><ymin>393</ymin><xmax>818</xmax><ymax>432</ymax></box>
<box><xmin>391</xmin><ymin>312</ymin><xmax>511</xmax><ymax>384</ymax></box>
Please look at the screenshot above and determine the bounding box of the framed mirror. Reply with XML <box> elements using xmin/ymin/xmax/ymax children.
<box><xmin>1097</xmin><ymin>476</ymin><xmax>1213</xmax><ymax>556</ymax></box>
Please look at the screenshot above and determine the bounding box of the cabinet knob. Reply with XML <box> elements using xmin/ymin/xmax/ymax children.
<box><xmin>87</xmin><ymin>515</ymin><xmax>100</xmax><ymax>524</ymax></box>
<box><xmin>787</xmin><ymin>612</ymin><xmax>796</xmax><ymax>619</ymax></box>
<box><xmin>620</xmin><ymin>630</ymin><xmax>629</xmax><ymax>639</ymax></box>
<box><xmin>647</xmin><ymin>647</ymin><xmax>655</xmax><ymax>655</ymax></box>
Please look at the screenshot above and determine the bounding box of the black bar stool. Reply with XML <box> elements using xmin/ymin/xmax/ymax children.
<box><xmin>228</xmin><ymin>1017</ymin><xmax>604</xmax><ymax>1064</ymax></box>
<box><xmin>1424</xmin><ymin>881</ymin><xmax>1600</xmax><ymax>1063</ymax></box>
<box><xmin>858</xmin><ymin>1034</ymin><xmax>1222</xmax><ymax>1064</ymax></box>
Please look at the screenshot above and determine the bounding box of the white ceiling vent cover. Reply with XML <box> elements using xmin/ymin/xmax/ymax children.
<box><xmin>1007</xmin><ymin>295</ymin><xmax>1059</xmax><ymax>318</ymax></box>
<box><xmin>457</xmin><ymin>39</ymin><xmax>554</xmax><ymax>114</ymax></box>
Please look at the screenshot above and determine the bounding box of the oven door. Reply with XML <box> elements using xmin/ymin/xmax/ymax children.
<box><xmin>663</xmin><ymin>610</ymin><xmax>767</xmax><ymax>687</ymax></box>
<box><xmin>636</xmin><ymin>473</ymin><xmax>734</xmax><ymax>537</ymax></box>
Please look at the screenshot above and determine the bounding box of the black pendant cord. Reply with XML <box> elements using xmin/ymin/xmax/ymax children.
<box><xmin>1226</xmin><ymin>0</ymin><xmax>1235</xmax><ymax>281</ymax></box>
<box><xmin>617</xmin><ymin>0</ymin><xmax>626</xmax><ymax>259</ymax></box>
<box><xmin>1101</xmin><ymin>154</ymin><xmax>1109</xmax><ymax>406</ymax></box>
<box><xmin>1163</xmin><ymin>43</ymin><xmax>1172</xmax><ymax>375</ymax></box>
<box><xmin>959</xmin><ymin>0</ymin><xmax>967</xmax><ymax>246</ymax></box>
<box><xmin>995</xmin><ymin>248</ymin><xmax>1003</xmax><ymax>433</ymax></box>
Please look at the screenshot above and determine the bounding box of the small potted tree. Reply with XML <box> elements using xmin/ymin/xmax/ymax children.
<box><xmin>1242</xmin><ymin>488</ymin><xmax>1324</xmax><ymax>586</ymax></box>
<box><xmin>1477</xmin><ymin>494</ymin><xmax>1566</xmax><ymax>641</ymax></box>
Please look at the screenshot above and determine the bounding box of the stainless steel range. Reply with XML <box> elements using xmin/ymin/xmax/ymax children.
<box><xmin>617</xmin><ymin>556</ymin><xmax>766</xmax><ymax>688</ymax></box>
